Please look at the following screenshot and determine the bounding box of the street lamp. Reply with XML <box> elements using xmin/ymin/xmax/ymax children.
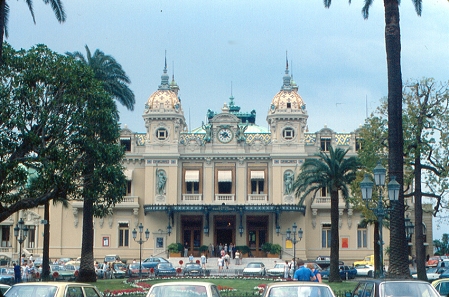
<box><xmin>132</xmin><ymin>223</ymin><xmax>150</xmax><ymax>278</ymax></box>
<box><xmin>286</xmin><ymin>222</ymin><xmax>303</xmax><ymax>272</ymax></box>
<box><xmin>14</xmin><ymin>218</ymin><xmax>29</xmax><ymax>267</ymax></box>
<box><xmin>360</xmin><ymin>162</ymin><xmax>400</xmax><ymax>278</ymax></box>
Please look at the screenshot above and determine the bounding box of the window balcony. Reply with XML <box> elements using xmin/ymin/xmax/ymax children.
<box><xmin>182</xmin><ymin>194</ymin><xmax>203</xmax><ymax>203</ymax></box>
<box><xmin>214</xmin><ymin>194</ymin><xmax>235</xmax><ymax>203</ymax></box>
<box><xmin>247</xmin><ymin>194</ymin><xmax>268</xmax><ymax>204</ymax></box>
<box><xmin>311</xmin><ymin>196</ymin><xmax>346</xmax><ymax>209</ymax></box>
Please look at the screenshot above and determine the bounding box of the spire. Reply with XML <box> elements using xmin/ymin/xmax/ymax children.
<box><xmin>229</xmin><ymin>81</ymin><xmax>235</xmax><ymax>107</ymax></box>
<box><xmin>170</xmin><ymin>61</ymin><xmax>179</xmax><ymax>95</ymax></box>
<box><xmin>290</xmin><ymin>60</ymin><xmax>298</xmax><ymax>92</ymax></box>
<box><xmin>158</xmin><ymin>50</ymin><xmax>170</xmax><ymax>90</ymax></box>
<box><xmin>281</xmin><ymin>51</ymin><xmax>292</xmax><ymax>91</ymax></box>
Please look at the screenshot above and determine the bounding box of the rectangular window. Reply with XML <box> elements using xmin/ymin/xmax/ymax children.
<box><xmin>126</xmin><ymin>181</ymin><xmax>132</xmax><ymax>194</ymax></box>
<box><xmin>119</xmin><ymin>223</ymin><xmax>129</xmax><ymax>247</ymax></box>
<box><xmin>120</xmin><ymin>137</ymin><xmax>131</xmax><ymax>152</ymax></box>
<box><xmin>185</xmin><ymin>170</ymin><xmax>200</xmax><ymax>194</ymax></box>
<box><xmin>27</xmin><ymin>225</ymin><xmax>36</xmax><ymax>248</ymax></box>
<box><xmin>103</xmin><ymin>236</ymin><xmax>110</xmax><ymax>247</ymax></box>
<box><xmin>322</xmin><ymin>224</ymin><xmax>331</xmax><ymax>248</ymax></box>
<box><xmin>250</xmin><ymin>170</ymin><xmax>265</xmax><ymax>194</ymax></box>
<box><xmin>320</xmin><ymin>187</ymin><xmax>328</xmax><ymax>197</ymax></box>
<box><xmin>1</xmin><ymin>226</ymin><xmax>10</xmax><ymax>247</ymax></box>
<box><xmin>320</xmin><ymin>137</ymin><xmax>331</xmax><ymax>151</ymax></box>
<box><xmin>217</xmin><ymin>170</ymin><xmax>233</xmax><ymax>194</ymax></box>
<box><xmin>355</xmin><ymin>137</ymin><xmax>363</xmax><ymax>151</ymax></box>
<box><xmin>357</xmin><ymin>225</ymin><xmax>367</xmax><ymax>248</ymax></box>
<box><xmin>156</xmin><ymin>237</ymin><xmax>164</xmax><ymax>248</ymax></box>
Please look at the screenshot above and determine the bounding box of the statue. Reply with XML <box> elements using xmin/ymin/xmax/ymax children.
<box><xmin>236</xmin><ymin>124</ymin><xmax>248</xmax><ymax>142</ymax></box>
<box><xmin>156</xmin><ymin>169</ymin><xmax>167</xmax><ymax>195</ymax></box>
<box><xmin>202</xmin><ymin>121</ymin><xmax>212</xmax><ymax>143</ymax></box>
<box><xmin>284</xmin><ymin>171</ymin><xmax>294</xmax><ymax>195</ymax></box>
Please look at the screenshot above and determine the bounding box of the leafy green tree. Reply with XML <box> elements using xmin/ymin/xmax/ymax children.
<box><xmin>66</xmin><ymin>45</ymin><xmax>133</xmax><ymax>282</ymax></box>
<box><xmin>359</xmin><ymin>78</ymin><xmax>449</xmax><ymax>280</ymax></box>
<box><xmin>433</xmin><ymin>234</ymin><xmax>449</xmax><ymax>255</ymax></box>
<box><xmin>292</xmin><ymin>146</ymin><xmax>359</xmax><ymax>282</ymax></box>
<box><xmin>0</xmin><ymin>43</ymin><xmax>126</xmax><ymax>281</ymax></box>
<box><xmin>66</xmin><ymin>45</ymin><xmax>135</xmax><ymax>111</ymax></box>
<box><xmin>0</xmin><ymin>0</ymin><xmax>66</xmax><ymax>59</ymax></box>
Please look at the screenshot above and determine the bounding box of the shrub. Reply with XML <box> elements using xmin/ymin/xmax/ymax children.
<box><xmin>270</xmin><ymin>244</ymin><xmax>282</xmax><ymax>254</ymax></box>
<box><xmin>261</xmin><ymin>243</ymin><xmax>272</xmax><ymax>253</ymax></box>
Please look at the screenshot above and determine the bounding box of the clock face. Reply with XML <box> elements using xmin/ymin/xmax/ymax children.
<box><xmin>218</xmin><ymin>128</ymin><xmax>233</xmax><ymax>143</ymax></box>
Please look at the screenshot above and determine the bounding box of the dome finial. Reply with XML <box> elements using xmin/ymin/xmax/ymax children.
<box><xmin>281</xmin><ymin>51</ymin><xmax>292</xmax><ymax>91</ymax></box>
<box><xmin>229</xmin><ymin>81</ymin><xmax>235</xmax><ymax>106</ymax></box>
<box><xmin>286</xmin><ymin>50</ymin><xmax>289</xmax><ymax>72</ymax></box>
<box><xmin>159</xmin><ymin>50</ymin><xmax>170</xmax><ymax>90</ymax></box>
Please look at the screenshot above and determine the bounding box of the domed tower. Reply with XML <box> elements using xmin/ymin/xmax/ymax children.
<box><xmin>266</xmin><ymin>59</ymin><xmax>308</xmax><ymax>153</ymax></box>
<box><xmin>142</xmin><ymin>58</ymin><xmax>186</xmax><ymax>152</ymax></box>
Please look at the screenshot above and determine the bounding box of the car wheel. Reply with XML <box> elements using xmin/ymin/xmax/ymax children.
<box><xmin>368</xmin><ymin>271</ymin><xmax>373</xmax><ymax>278</ymax></box>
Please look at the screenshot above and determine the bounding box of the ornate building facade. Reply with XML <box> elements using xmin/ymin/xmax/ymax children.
<box><xmin>1</xmin><ymin>60</ymin><xmax>434</xmax><ymax>265</ymax></box>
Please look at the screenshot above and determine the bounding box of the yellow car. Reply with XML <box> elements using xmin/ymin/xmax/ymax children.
<box><xmin>432</xmin><ymin>278</ymin><xmax>449</xmax><ymax>297</ymax></box>
<box><xmin>5</xmin><ymin>282</ymin><xmax>102</xmax><ymax>297</ymax></box>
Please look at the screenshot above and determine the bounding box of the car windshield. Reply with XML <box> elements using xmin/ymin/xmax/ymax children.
<box><xmin>187</xmin><ymin>264</ymin><xmax>201</xmax><ymax>268</ymax></box>
<box><xmin>380</xmin><ymin>282</ymin><xmax>440</xmax><ymax>297</ymax></box>
<box><xmin>274</xmin><ymin>264</ymin><xmax>285</xmax><ymax>268</ymax></box>
<box><xmin>5</xmin><ymin>285</ymin><xmax>58</xmax><ymax>297</ymax></box>
<box><xmin>149</xmin><ymin>285</ymin><xmax>208</xmax><ymax>297</ymax></box>
<box><xmin>130</xmin><ymin>264</ymin><xmax>143</xmax><ymax>269</ymax></box>
<box><xmin>248</xmin><ymin>263</ymin><xmax>261</xmax><ymax>268</ymax></box>
<box><xmin>158</xmin><ymin>264</ymin><xmax>172</xmax><ymax>269</ymax></box>
<box><xmin>267</xmin><ymin>286</ymin><xmax>334</xmax><ymax>297</ymax></box>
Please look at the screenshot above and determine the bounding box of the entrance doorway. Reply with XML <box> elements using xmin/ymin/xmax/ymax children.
<box><xmin>214</xmin><ymin>215</ymin><xmax>236</xmax><ymax>255</ymax></box>
<box><xmin>181</xmin><ymin>215</ymin><xmax>202</xmax><ymax>257</ymax></box>
<box><xmin>247</xmin><ymin>215</ymin><xmax>268</xmax><ymax>257</ymax></box>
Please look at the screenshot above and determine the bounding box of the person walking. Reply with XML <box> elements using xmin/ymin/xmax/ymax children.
<box><xmin>217</xmin><ymin>257</ymin><xmax>224</xmax><ymax>273</ymax></box>
<box><xmin>14</xmin><ymin>262</ymin><xmax>21</xmax><ymax>283</ymax></box>
<box><xmin>293</xmin><ymin>259</ymin><xmax>316</xmax><ymax>281</ymax></box>
<box><xmin>224</xmin><ymin>253</ymin><xmax>230</xmax><ymax>269</ymax></box>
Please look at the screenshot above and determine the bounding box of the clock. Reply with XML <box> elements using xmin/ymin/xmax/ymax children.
<box><xmin>217</xmin><ymin>128</ymin><xmax>233</xmax><ymax>143</ymax></box>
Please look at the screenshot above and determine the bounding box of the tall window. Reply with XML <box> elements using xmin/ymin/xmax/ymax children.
<box><xmin>120</xmin><ymin>137</ymin><xmax>131</xmax><ymax>151</ymax></box>
<box><xmin>355</xmin><ymin>137</ymin><xmax>363</xmax><ymax>151</ymax></box>
<box><xmin>1</xmin><ymin>226</ymin><xmax>10</xmax><ymax>247</ymax></box>
<box><xmin>217</xmin><ymin>170</ymin><xmax>233</xmax><ymax>194</ymax></box>
<box><xmin>126</xmin><ymin>181</ymin><xmax>132</xmax><ymax>195</ymax></box>
<box><xmin>322</xmin><ymin>224</ymin><xmax>331</xmax><ymax>248</ymax></box>
<box><xmin>357</xmin><ymin>224</ymin><xmax>367</xmax><ymax>248</ymax></box>
<box><xmin>320</xmin><ymin>137</ymin><xmax>331</xmax><ymax>151</ymax></box>
<box><xmin>250</xmin><ymin>171</ymin><xmax>265</xmax><ymax>194</ymax></box>
<box><xmin>185</xmin><ymin>170</ymin><xmax>200</xmax><ymax>194</ymax></box>
<box><xmin>320</xmin><ymin>187</ymin><xmax>328</xmax><ymax>197</ymax></box>
<box><xmin>119</xmin><ymin>222</ymin><xmax>129</xmax><ymax>247</ymax></box>
<box><xmin>27</xmin><ymin>225</ymin><xmax>36</xmax><ymax>248</ymax></box>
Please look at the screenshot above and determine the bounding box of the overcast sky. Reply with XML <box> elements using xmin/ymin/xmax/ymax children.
<box><xmin>7</xmin><ymin>0</ymin><xmax>449</xmax><ymax>238</ymax></box>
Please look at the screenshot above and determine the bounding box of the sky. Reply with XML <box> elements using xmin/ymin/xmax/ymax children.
<box><xmin>7</xmin><ymin>0</ymin><xmax>449</xmax><ymax>240</ymax></box>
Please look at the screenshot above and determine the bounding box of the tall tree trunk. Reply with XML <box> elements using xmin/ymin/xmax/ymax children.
<box><xmin>329</xmin><ymin>189</ymin><xmax>342</xmax><ymax>282</ymax></box>
<box><xmin>77</xmin><ymin>196</ymin><xmax>96</xmax><ymax>282</ymax></box>
<box><xmin>414</xmin><ymin>150</ymin><xmax>427</xmax><ymax>280</ymax></box>
<box><xmin>41</xmin><ymin>201</ymin><xmax>50</xmax><ymax>280</ymax></box>
<box><xmin>373</xmin><ymin>221</ymin><xmax>381</xmax><ymax>277</ymax></box>
<box><xmin>384</xmin><ymin>0</ymin><xmax>408</xmax><ymax>277</ymax></box>
<box><xmin>0</xmin><ymin>0</ymin><xmax>6</xmax><ymax>61</ymax></box>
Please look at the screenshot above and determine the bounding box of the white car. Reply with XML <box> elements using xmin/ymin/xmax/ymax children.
<box><xmin>243</xmin><ymin>262</ymin><xmax>266</xmax><ymax>276</ymax></box>
<box><xmin>354</xmin><ymin>264</ymin><xmax>374</xmax><ymax>277</ymax></box>
<box><xmin>146</xmin><ymin>281</ymin><xmax>221</xmax><ymax>297</ymax></box>
<box><xmin>267</xmin><ymin>263</ymin><xmax>288</xmax><ymax>277</ymax></box>
<box><xmin>412</xmin><ymin>267</ymin><xmax>447</xmax><ymax>281</ymax></box>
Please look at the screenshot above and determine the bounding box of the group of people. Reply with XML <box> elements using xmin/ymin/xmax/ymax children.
<box><xmin>207</xmin><ymin>242</ymin><xmax>237</xmax><ymax>258</ymax></box>
<box><xmin>13</xmin><ymin>255</ymin><xmax>37</xmax><ymax>283</ymax></box>
<box><xmin>291</xmin><ymin>259</ymin><xmax>322</xmax><ymax>282</ymax></box>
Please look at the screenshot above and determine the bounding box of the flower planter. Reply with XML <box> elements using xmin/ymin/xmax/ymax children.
<box><xmin>170</xmin><ymin>252</ymin><xmax>181</xmax><ymax>257</ymax></box>
<box><xmin>267</xmin><ymin>253</ymin><xmax>279</xmax><ymax>258</ymax></box>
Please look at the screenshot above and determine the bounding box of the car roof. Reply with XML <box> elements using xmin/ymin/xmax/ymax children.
<box><xmin>266</xmin><ymin>282</ymin><xmax>332</xmax><ymax>288</ymax></box>
<box><xmin>151</xmin><ymin>281</ymin><xmax>215</xmax><ymax>287</ymax></box>
<box><xmin>10</xmin><ymin>282</ymin><xmax>94</xmax><ymax>286</ymax></box>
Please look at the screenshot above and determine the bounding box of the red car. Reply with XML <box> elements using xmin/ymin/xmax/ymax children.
<box><xmin>126</xmin><ymin>262</ymin><xmax>150</xmax><ymax>277</ymax></box>
<box><xmin>427</xmin><ymin>256</ymin><xmax>441</xmax><ymax>267</ymax></box>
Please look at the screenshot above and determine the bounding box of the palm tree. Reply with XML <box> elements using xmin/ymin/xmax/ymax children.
<box><xmin>292</xmin><ymin>146</ymin><xmax>359</xmax><ymax>282</ymax></box>
<box><xmin>0</xmin><ymin>0</ymin><xmax>66</xmax><ymax>59</ymax></box>
<box><xmin>67</xmin><ymin>45</ymin><xmax>135</xmax><ymax>111</ymax></box>
<box><xmin>323</xmin><ymin>0</ymin><xmax>423</xmax><ymax>278</ymax></box>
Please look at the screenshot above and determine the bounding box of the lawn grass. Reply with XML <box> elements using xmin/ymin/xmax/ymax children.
<box><xmin>91</xmin><ymin>277</ymin><xmax>358</xmax><ymax>295</ymax></box>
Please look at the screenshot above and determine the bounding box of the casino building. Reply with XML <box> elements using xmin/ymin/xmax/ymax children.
<box><xmin>2</xmin><ymin>60</ymin><xmax>434</xmax><ymax>264</ymax></box>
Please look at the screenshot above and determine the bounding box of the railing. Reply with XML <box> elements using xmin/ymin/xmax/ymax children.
<box><xmin>215</xmin><ymin>194</ymin><xmax>235</xmax><ymax>203</ymax></box>
<box><xmin>182</xmin><ymin>194</ymin><xmax>203</xmax><ymax>203</ymax></box>
<box><xmin>247</xmin><ymin>194</ymin><xmax>268</xmax><ymax>203</ymax></box>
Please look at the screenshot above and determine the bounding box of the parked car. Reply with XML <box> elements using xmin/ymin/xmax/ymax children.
<box><xmin>48</xmin><ymin>264</ymin><xmax>77</xmax><ymax>281</ymax></box>
<box><xmin>243</xmin><ymin>262</ymin><xmax>266</xmax><ymax>276</ymax></box>
<box><xmin>183</xmin><ymin>263</ymin><xmax>203</xmax><ymax>276</ymax></box>
<box><xmin>267</xmin><ymin>263</ymin><xmax>288</xmax><ymax>277</ymax></box>
<box><xmin>33</xmin><ymin>257</ymin><xmax>43</xmax><ymax>268</ymax></box>
<box><xmin>438</xmin><ymin>268</ymin><xmax>449</xmax><ymax>279</ymax></box>
<box><xmin>154</xmin><ymin>262</ymin><xmax>177</xmax><ymax>277</ymax></box>
<box><xmin>104</xmin><ymin>255</ymin><xmax>121</xmax><ymax>263</ymax></box>
<box><xmin>432</xmin><ymin>278</ymin><xmax>449</xmax><ymax>296</ymax></box>
<box><xmin>353</xmin><ymin>255</ymin><xmax>375</xmax><ymax>267</ymax></box>
<box><xmin>5</xmin><ymin>282</ymin><xmax>102</xmax><ymax>297</ymax></box>
<box><xmin>141</xmin><ymin>257</ymin><xmax>169</xmax><ymax>269</ymax></box>
<box><xmin>261</xmin><ymin>281</ymin><xmax>336</xmax><ymax>297</ymax></box>
<box><xmin>0</xmin><ymin>284</ymin><xmax>10</xmax><ymax>294</ymax></box>
<box><xmin>412</xmin><ymin>267</ymin><xmax>447</xmax><ymax>281</ymax></box>
<box><xmin>95</xmin><ymin>263</ymin><xmax>112</xmax><ymax>279</ymax></box>
<box><xmin>427</xmin><ymin>256</ymin><xmax>441</xmax><ymax>267</ymax></box>
<box><xmin>145</xmin><ymin>281</ymin><xmax>222</xmax><ymax>297</ymax></box>
<box><xmin>321</xmin><ymin>265</ymin><xmax>356</xmax><ymax>280</ymax></box>
<box><xmin>348</xmin><ymin>279</ymin><xmax>440</xmax><ymax>297</ymax></box>
<box><xmin>111</xmin><ymin>262</ymin><xmax>127</xmax><ymax>278</ymax></box>
<box><xmin>354</xmin><ymin>264</ymin><xmax>374</xmax><ymax>278</ymax></box>
<box><xmin>127</xmin><ymin>262</ymin><xmax>150</xmax><ymax>277</ymax></box>
<box><xmin>0</xmin><ymin>268</ymin><xmax>14</xmax><ymax>285</ymax></box>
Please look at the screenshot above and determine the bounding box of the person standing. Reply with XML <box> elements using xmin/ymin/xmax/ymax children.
<box><xmin>229</xmin><ymin>243</ymin><xmax>234</xmax><ymax>259</ymax></box>
<box><xmin>235</xmin><ymin>250</ymin><xmax>240</xmax><ymax>265</ymax></box>
<box><xmin>189</xmin><ymin>254</ymin><xmax>194</xmax><ymax>263</ymax></box>
<box><xmin>184</xmin><ymin>242</ymin><xmax>189</xmax><ymax>257</ymax></box>
<box><xmin>308</xmin><ymin>263</ymin><xmax>322</xmax><ymax>282</ymax></box>
<box><xmin>224</xmin><ymin>253</ymin><xmax>230</xmax><ymax>269</ymax></box>
<box><xmin>208</xmin><ymin>243</ymin><xmax>214</xmax><ymax>257</ymax></box>
<box><xmin>284</xmin><ymin>261</ymin><xmax>289</xmax><ymax>278</ymax></box>
<box><xmin>200</xmin><ymin>253</ymin><xmax>207</xmax><ymax>269</ymax></box>
<box><xmin>14</xmin><ymin>262</ymin><xmax>21</xmax><ymax>283</ymax></box>
<box><xmin>217</xmin><ymin>257</ymin><xmax>224</xmax><ymax>273</ymax></box>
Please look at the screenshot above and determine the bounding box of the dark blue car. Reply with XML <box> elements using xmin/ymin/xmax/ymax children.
<box><xmin>154</xmin><ymin>262</ymin><xmax>177</xmax><ymax>277</ymax></box>
<box><xmin>321</xmin><ymin>265</ymin><xmax>357</xmax><ymax>280</ymax></box>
